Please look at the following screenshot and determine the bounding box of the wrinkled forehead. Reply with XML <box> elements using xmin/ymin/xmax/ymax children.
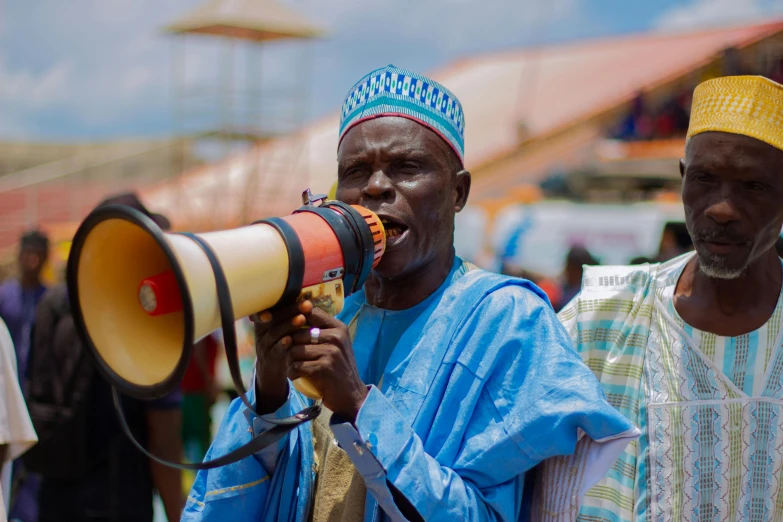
<box><xmin>338</xmin><ymin>116</ymin><xmax>454</xmax><ymax>161</ymax></box>
<box><xmin>686</xmin><ymin>131</ymin><xmax>783</xmax><ymax>172</ymax></box>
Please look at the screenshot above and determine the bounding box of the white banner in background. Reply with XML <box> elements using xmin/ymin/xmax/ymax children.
<box><xmin>487</xmin><ymin>201</ymin><xmax>686</xmax><ymax>279</ymax></box>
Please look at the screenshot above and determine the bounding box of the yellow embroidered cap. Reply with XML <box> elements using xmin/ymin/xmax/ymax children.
<box><xmin>687</xmin><ymin>75</ymin><xmax>783</xmax><ymax>152</ymax></box>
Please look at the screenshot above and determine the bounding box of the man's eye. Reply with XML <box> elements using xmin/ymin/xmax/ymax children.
<box><xmin>340</xmin><ymin>168</ymin><xmax>367</xmax><ymax>179</ymax></box>
<box><xmin>397</xmin><ymin>162</ymin><xmax>419</xmax><ymax>171</ymax></box>
<box><xmin>692</xmin><ymin>172</ymin><xmax>713</xmax><ymax>183</ymax></box>
<box><xmin>745</xmin><ymin>181</ymin><xmax>767</xmax><ymax>192</ymax></box>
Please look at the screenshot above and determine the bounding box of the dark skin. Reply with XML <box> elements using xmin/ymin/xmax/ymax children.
<box><xmin>252</xmin><ymin>117</ymin><xmax>471</xmax><ymax>421</ymax></box>
<box><xmin>19</xmin><ymin>245</ymin><xmax>47</xmax><ymax>288</ymax></box>
<box><xmin>192</xmin><ymin>337</ymin><xmax>219</xmax><ymax>406</ymax></box>
<box><xmin>146</xmin><ymin>409</ymin><xmax>186</xmax><ymax>521</ymax></box>
<box><xmin>675</xmin><ymin>132</ymin><xmax>783</xmax><ymax>336</ymax></box>
<box><xmin>565</xmin><ymin>262</ymin><xmax>583</xmax><ymax>288</ymax></box>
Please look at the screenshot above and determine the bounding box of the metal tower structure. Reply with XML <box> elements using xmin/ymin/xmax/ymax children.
<box><xmin>162</xmin><ymin>0</ymin><xmax>326</xmax><ymax>227</ymax></box>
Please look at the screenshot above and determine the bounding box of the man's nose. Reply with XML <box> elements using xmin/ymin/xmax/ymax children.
<box><xmin>362</xmin><ymin>170</ymin><xmax>394</xmax><ymax>201</ymax></box>
<box><xmin>704</xmin><ymin>183</ymin><xmax>741</xmax><ymax>226</ymax></box>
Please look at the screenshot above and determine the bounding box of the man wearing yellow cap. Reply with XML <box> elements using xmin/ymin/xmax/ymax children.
<box><xmin>557</xmin><ymin>75</ymin><xmax>783</xmax><ymax>521</ymax></box>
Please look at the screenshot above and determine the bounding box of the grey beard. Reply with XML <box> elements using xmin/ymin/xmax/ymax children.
<box><xmin>698</xmin><ymin>253</ymin><xmax>747</xmax><ymax>280</ymax></box>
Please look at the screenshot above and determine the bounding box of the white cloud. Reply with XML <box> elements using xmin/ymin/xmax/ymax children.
<box><xmin>655</xmin><ymin>0</ymin><xmax>783</xmax><ymax>31</ymax></box>
<box><xmin>31</xmin><ymin>61</ymin><xmax>74</xmax><ymax>108</ymax></box>
<box><xmin>0</xmin><ymin>55</ymin><xmax>74</xmax><ymax>109</ymax></box>
<box><xmin>307</xmin><ymin>0</ymin><xmax>584</xmax><ymax>55</ymax></box>
<box><xmin>0</xmin><ymin>0</ymin><xmax>593</xmax><ymax>139</ymax></box>
<box><xmin>124</xmin><ymin>65</ymin><xmax>154</xmax><ymax>96</ymax></box>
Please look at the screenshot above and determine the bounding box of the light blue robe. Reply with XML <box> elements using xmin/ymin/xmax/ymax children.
<box><xmin>183</xmin><ymin>258</ymin><xmax>637</xmax><ymax>521</ymax></box>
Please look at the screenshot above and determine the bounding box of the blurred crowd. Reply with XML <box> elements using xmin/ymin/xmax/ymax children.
<box><xmin>500</xmin><ymin>223</ymin><xmax>697</xmax><ymax>312</ymax></box>
<box><xmin>609</xmin><ymin>47</ymin><xmax>783</xmax><ymax>142</ymax></box>
<box><xmin>507</xmin><ymin>225</ymin><xmax>783</xmax><ymax>314</ymax></box>
<box><xmin>1</xmin><ymin>191</ymin><xmax>782</xmax><ymax>521</ymax></box>
<box><xmin>0</xmin><ymin>193</ymin><xmax>221</xmax><ymax>522</ymax></box>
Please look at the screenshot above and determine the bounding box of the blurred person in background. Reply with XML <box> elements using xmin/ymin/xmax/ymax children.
<box><xmin>24</xmin><ymin>193</ymin><xmax>185</xmax><ymax>522</ymax></box>
<box><xmin>557</xmin><ymin>245</ymin><xmax>598</xmax><ymax>311</ymax></box>
<box><xmin>629</xmin><ymin>256</ymin><xmax>653</xmax><ymax>265</ymax></box>
<box><xmin>181</xmin><ymin>332</ymin><xmax>220</xmax><ymax>464</ymax></box>
<box><xmin>656</xmin><ymin>223</ymin><xmax>689</xmax><ymax>262</ymax></box>
<box><xmin>1</xmin><ymin>317</ymin><xmax>37</xmax><ymax>522</ymax></box>
<box><xmin>1</xmin><ymin>231</ymin><xmax>48</xmax><ymax>522</ymax></box>
<box><xmin>0</xmin><ymin>230</ymin><xmax>49</xmax><ymax>387</ymax></box>
<box><xmin>559</xmin><ymin>76</ymin><xmax>783</xmax><ymax>521</ymax></box>
<box><xmin>500</xmin><ymin>262</ymin><xmax>563</xmax><ymax>309</ymax></box>
<box><xmin>721</xmin><ymin>46</ymin><xmax>748</xmax><ymax>76</ymax></box>
<box><xmin>769</xmin><ymin>57</ymin><xmax>783</xmax><ymax>85</ymax></box>
<box><xmin>612</xmin><ymin>92</ymin><xmax>653</xmax><ymax>141</ymax></box>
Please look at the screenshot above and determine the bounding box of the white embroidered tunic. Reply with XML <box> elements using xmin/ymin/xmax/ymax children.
<box><xmin>558</xmin><ymin>252</ymin><xmax>783</xmax><ymax>521</ymax></box>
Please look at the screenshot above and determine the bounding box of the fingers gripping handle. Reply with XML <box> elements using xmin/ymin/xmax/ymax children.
<box><xmin>291</xmin><ymin>280</ymin><xmax>346</xmax><ymax>399</ymax></box>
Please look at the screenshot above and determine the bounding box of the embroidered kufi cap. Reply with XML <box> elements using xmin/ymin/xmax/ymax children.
<box><xmin>687</xmin><ymin>75</ymin><xmax>783</xmax><ymax>152</ymax></box>
<box><xmin>338</xmin><ymin>64</ymin><xmax>465</xmax><ymax>166</ymax></box>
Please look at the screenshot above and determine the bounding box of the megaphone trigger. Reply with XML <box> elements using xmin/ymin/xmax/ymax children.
<box><xmin>297</xmin><ymin>280</ymin><xmax>345</xmax><ymax>317</ymax></box>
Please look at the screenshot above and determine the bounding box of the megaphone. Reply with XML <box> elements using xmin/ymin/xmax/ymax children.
<box><xmin>66</xmin><ymin>189</ymin><xmax>385</xmax><ymax>469</ymax></box>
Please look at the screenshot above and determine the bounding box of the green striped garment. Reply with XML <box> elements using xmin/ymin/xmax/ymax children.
<box><xmin>558</xmin><ymin>252</ymin><xmax>783</xmax><ymax>522</ymax></box>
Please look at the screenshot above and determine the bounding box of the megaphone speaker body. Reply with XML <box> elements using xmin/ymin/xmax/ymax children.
<box><xmin>68</xmin><ymin>201</ymin><xmax>384</xmax><ymax>401</ymax></box>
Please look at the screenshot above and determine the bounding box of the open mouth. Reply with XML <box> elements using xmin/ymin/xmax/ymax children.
<box><xmin>380</xmin><ymin>216</ymin><xmax>409</xmax><ymax>241</ymax></box>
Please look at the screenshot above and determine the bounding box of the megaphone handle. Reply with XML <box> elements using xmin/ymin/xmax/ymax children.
<box><xmin>111</xmin><ymin>387</ymin><xmax>320</xmax><ymax>470</ymax></box>
<box><xmin>291</xmin><ymin>281</ymin><xmax>346</xmax><ymax>400</ymax></box>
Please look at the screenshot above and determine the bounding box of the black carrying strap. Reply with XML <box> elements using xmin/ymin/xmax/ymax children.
<box><xmin>252</xmin><ymin>217</ymin><xmax>305</xmax><ymax>309</ymax></box>
<box><xmin>111</xmin><ymin>387</ymin><xmax>316</xmax><ymax>471</ymax></box>
<box><xmin>113</xmin><ymin>232</ymin><xmax>320</xmax><ymax>471</ymax></box>
<box><xmin>321</xmin><ymin>201</ymin><xmax>376</xmax><ymax>294</ymax></box>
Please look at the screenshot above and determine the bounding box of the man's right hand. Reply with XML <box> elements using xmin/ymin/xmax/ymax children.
<box><xmin>249</xmin><ymin>300</ymin><xmax>313</xmax><ymax>414</ymax></box>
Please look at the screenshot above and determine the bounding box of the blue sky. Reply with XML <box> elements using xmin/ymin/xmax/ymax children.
<box><xmin>2</xmin><ymin>0</ymin><xmax>782</xmax><ymax>141</ymax></box>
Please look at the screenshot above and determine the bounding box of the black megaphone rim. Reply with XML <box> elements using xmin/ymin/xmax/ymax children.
<box><xmin>66</xmin><ymin>204</ymin><xmax>195</xmax><ymax>401</ymax></box>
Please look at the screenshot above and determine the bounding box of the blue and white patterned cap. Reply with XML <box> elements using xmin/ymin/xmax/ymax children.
<box><xmin>339</xmin><ymin>64</ymin><xmax>465</xmax><ymax>166</ymax></box>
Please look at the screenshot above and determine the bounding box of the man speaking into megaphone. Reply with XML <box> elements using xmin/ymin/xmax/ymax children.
<box><xmin>184</xmin><ymin>65</ymin><xmax>640</xmax><ymax>521</ymax></box>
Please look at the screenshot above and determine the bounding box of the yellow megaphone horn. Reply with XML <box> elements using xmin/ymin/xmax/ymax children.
<box><xmin>66</xmin><ymin>189</ymin><xmax>385</xmax><ymax>469</ymax></box>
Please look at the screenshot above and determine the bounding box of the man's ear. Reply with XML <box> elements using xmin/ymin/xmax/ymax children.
<box><xmin>679</xmin><ymin>158</ymin><xmax>686</xmax><ymax>179</ymax></box>
<box><xmin>454</xmin><ymin>170</ymin><xmax>471</xmax><ymax>212</ymax></box>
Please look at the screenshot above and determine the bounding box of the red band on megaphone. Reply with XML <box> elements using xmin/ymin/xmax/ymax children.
<box><xmin>282</xmin><ymin>212</ymin><xmax>345</xmax><ymax>287</ymax></box>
